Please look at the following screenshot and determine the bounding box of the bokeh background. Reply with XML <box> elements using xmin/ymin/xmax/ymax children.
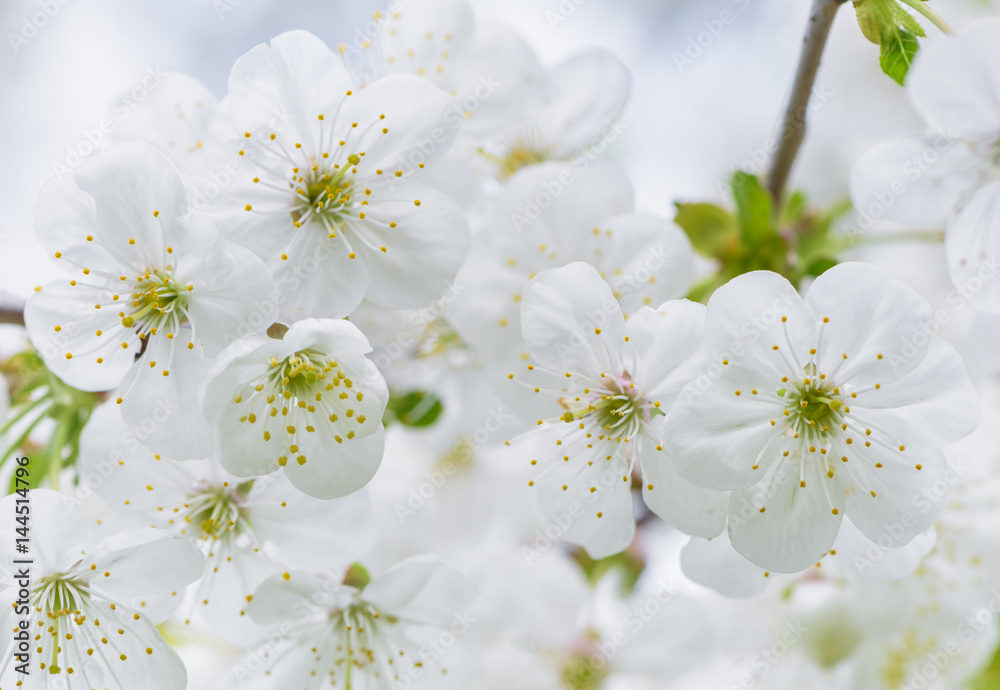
<box><xmin>3</xmin><ymin>0</ymin><xmax>999</xmax><ymax>685</ymax></box>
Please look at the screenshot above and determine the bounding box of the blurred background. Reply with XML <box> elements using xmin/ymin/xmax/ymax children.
<box><xmin>0</xmin><ymin>0</ymin><xmax>996</xmax><ymax>303</ymax></box>
<box><xmin>3</xmin><ymin>0</ymin><xmax>1000</xmax><ymax>686</ymax></box>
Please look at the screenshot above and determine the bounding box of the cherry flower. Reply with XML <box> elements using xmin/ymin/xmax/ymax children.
<box><xmin>0</xmin><ymin>490</ymin><xmax>204</xmax><ymax>689</ymax></box>
<box><xmin>476</xmin><ymin>49</ymin><xmax>630</xmax><ymax>179</ymax></box>
<box><xmin>447</xmin><ymin>160</ymin><xmax>695</xmax><ymax>378</ymax></box>
<box><xmin>109</xmin><ymin>71</ymin><xmax>226</xmax><ymax>166</ymax></box>
<box><xmin>77</xmin><ymin>401</ymin><xmax>376</xmax><ymax>644</ymax></box>
<box><xmin>370</xmin><ymin>0</ymin><xmax>544</xmax><ymax>139</ymax></box>
<box><xmin>24</xmin><ymin>141</ymin><xmax>273</xmax><ymax>459</ymax></box>
<box><xmin>664</xmin><ymin>263</ymin><xmax>980</xmax><ymax>572</ymax></box>
<box><xmin>184</xmin><ymin>30</ymin><xmax>470</xmax><ymax>321</ymax></box>
<box><xmin>223</xmin><ymin>556</ymin><xmax>477</xmax><ymax>689</ymax></box>
<box><xmin>202</xmin><ymin>318</ymin><xmax>389</xmax><ymax>499</ymax></box>
<box><xmin>850</xmin><ymin>18</ymin><xmax>1000</xmax><ymax>310</ymax></box>
<box><xmin>506</xmin><ymin>262</ymin><xmax>726</xmax><ymax>558</ymax></box>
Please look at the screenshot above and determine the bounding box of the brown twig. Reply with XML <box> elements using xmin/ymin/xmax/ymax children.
<box><xmin>0</xmin><ymin>307</ymin><xmax>25</xmax><ymax>327</ymax></box>
<box><xmin>765</xmin><ymin>0</ymin><xmax>848</xmax><ymax>205</ymax></box>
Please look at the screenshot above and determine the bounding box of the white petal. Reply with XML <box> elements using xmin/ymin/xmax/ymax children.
<box><xmin>703</xmin><ymin>270</ymin><xmax>815</xmax><ymax>380</ymax></box>
<box><xmin>847</xmin><ymin>337</ymin><xmax>980</xmax><ymax>447</ymax></box>
<box><xmin>533</xmin><ymin>434</ymin><xmax>636</xmax><ymax>559</ymax></box>
<box><xmin>274</xmin><ymin>229</ymin><xmax>370</xmax><ymax>321</ymax></box>
<box><xmin>251</xmin><ymin>481</ymin><xmax>376</xmax><ymax>569</ymax></box>
<box><xmin>282</xmin><ymin>425</ymin><xmax>386</xmax><ymax>499</ymax></box>
<box><xmin>118</xmin><ymin>337</ymin><xmax>215</xmax><ymax>460</ymax></box>
<box><xmin>24</xmin><ymin>280</ymin><xmax>137</xmax><ymax>391</ymax></box>
<box><xmin>680</xmin><ymin>533</ymin><xmax>770</xmax><ymax>598</ymax></box>
<box><xmin>380</xmin><ymin>0</ymin><xmax>476</xmax><ymax>90</ymax></box>
<box><xmin>625</xmin><ymin>300</ymin><xmax>706</xmax><ymax>403</ymax></box>
<box><xmin>82</xmin><ymin>529</ymin><xmax>206</xmax><ymax>601</ymax></box>
<box><xmin>341</xmin><ymin>74</ymin><xmax>459</xmax><ymax>172</ymax></box>
<box><xmin>175</xmin><ymin>234</ymin><xmax>276</xmax><ymax>356</ymax></box>
<box><xmin>664</xmin><ymin>365</ymin><xmax>783</xmax><ymax>491</ymax></box>
<box><xmin>805</xmin><ymin>261</ymin><xmax>935</xmax><ymax>383</ymax></box>
<box><xmin>110</xmin><ymin>71</ymin><xmax>221</xmax><ymax>166</ymax></box>
<box><xmin>520</xmin><ymin>262</ymin><xmax>626</xmax><ymax>376</ymax></box>
<box><xmin>833</xmin><ymin>517</ymin><xmax>936</xmax><ymax>580</ymax></box>
<box><xmin>491</xmin><ymin>160</ymin><xmax>634</xmax><ymax>252</ymax></box>
<box><xmin>73</xmin><ymin>142</ymin><xmax>186</xmax><ymax>267</ymax></box>
<box><xmin>728</xmin><ymin>456</ymin><xmax>844</xmax><ymax>573</ymax></box>
<box><xmin>947</xmin><ymin>179</ymin><xmax>1000</xmax><ymax>313</ymax></box>
<box><xmin>909</xmin><ymin>18</ymin><xmax>1000</xmax><ymax>138</ymax></box>
<box><xmin>640</xmin><ymin>434</ymin><xmax>727</xmax><ymax>538</ymax></box>
<box><xmin>837</xmin><ymin>444</ymin><xmax>945</xmax><ymax>547</ymax></box>
<box><xmin>364</xmin><ymin>555</ymin><xmax>477</xmax><ymax>627</ymax></box>
<box><xmin>0</xmin><ymin>489</ymin><xmax>89</xmax><ymax>576</ymax></box>
<box><xmin>599</xmin><ymin>214</ymin><xmax>695</xmax><ymax>315</ymax></box>
<box><xmin>229</xmin><ymin>30</ymin><xmax>352</xmax><ymax>146</ymax></box>
<box><xmin>849</xmin><ymin>134</ymin><xmax>979</xmax><ymax>228</ymax></box>
<box><xmin>349</xmin><ymin>185</ymin><xmax>469</xmax><ymax>309</ymax></box>
<box><xmin>541</xmin><ymin>50</ymin><xmax>630</xmax><ymax>157</ymax></box>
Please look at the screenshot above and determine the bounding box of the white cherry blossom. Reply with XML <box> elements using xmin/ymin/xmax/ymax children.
<box><xmin>24</xmin><ymin>141</ymin><xmax>273</xmax><ymax>459</ymax></box>
<box><xmin>507</xmin><ymin>262</ymin><xmax>726</xmax><ymax>558</ymax></box>
<box><xmin>850</xmin><ymin>18</ymin><xmax>1000</xmax><ymax>311</ymax></box>
<box><xmin>202</xmin><ymin>318</ymin><xmax>389</xmax><ymax>499</ymax></box>
<box><xmin>0</xmin><ymin>490</ymin><xmax>204</xmax><ymax>689</ymax></box>
<box><xmin>184</xmin><ymin>30</ymin><xmax>470</xmax><ymax>321</ymax></box>
<box><xmin>223</xmin><ymin>556</ymin><xmax>476</xmax><ymax>689</ymax></box>
<box><xmin>77</xmin><ymin>401</ymin><xmax>376</xmax><ymax>643</ymax></box>
<box><xmin>664</xmin><ymin>263</ymin><xmax>980</xmax><ymax>572</ymax></box>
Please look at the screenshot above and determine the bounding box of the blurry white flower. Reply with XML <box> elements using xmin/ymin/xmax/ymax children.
<box><xmin>665</xmin><ymin>263</ymin><xmax>980</xmax><ymax>572</ymax></box>
<box><xmin>224</xmin><ymin>556</ymin><xmax>476</xmax><ymax>689</ymax></box>
<box><xmin>370</xmin><ymin>0</ymin><xmax>543</xmax><ymax>139</ymax></box>
<box><xmin>185</xmin><ymin>30</ymin><xmax>470</xmax><ymax>321</ymax></box>
<box><xmin>77</xmin><ymin>401</ymin><xmax>376</xmax><ymax>644</ymax></box>
<box><xmin>109</xmin><ymin>71</ymin><xmax>228</xmax><ymax>166</ymax></box>
<box><xmin>202</xmin><ymin>318</ymin><xmax>389</xmax><ymax>499</ymax></box>
<box><xmin>479</xmin><ymin>50</ymin><xmax>630</xmax><ymax>179</ymax></box>
<box><xmin>0</xmin><ymin>490</ymin><xmax>204</xmax><ymax>689</ymax></box>
<box><xmin>850</xmin><ymin>18</ymin><xmax>1000</xmax><ymax>311</ymax></box>
<box><xmin>448</xmin><ymin>160</ymin><xmax>695</xmax><ymax>376</ymax></box>
<box><xmin>507</xmin><ymin>262</ymin><xmax>726</xmax><ymax>558</ymax></box>
<box><xmin>24</xmin><ymin>141</ymin><xmax>273</xmax><ymax>459</ymax></box>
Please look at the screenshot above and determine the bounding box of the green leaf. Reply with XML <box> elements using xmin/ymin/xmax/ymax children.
<box><xmin>879</xmin><ymin>28</ymin><xmax>920</xmax><ymax>85</ymax></box>
<box><xmin>383</xmin><ymin>390</ymin><xmax>444</xmax><ymax>428</ymax></box>
<box><xmin>802</xmin><ymin>256</ymin><xmax>839</xmax><ymax>278</ymax></box>
<box><xmin>673</xmin><ymin>202</ymin><xmax>737</xmax><ymax>258</ymax></box>
<box><xmin>730</xmin><ymin>171</ymin><xmax>774</xmax><ymax>246</ymax></box>
<box><xmin>853</xmin><ymin>0</ymin><xmax>926</xmax><ymax>85</ymax></box>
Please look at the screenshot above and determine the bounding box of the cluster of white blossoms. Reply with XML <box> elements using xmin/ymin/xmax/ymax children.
<box><xmin>6</xmin><ymin>1</ymin><xmax>1000</xmax><ymax>688</ymax></box>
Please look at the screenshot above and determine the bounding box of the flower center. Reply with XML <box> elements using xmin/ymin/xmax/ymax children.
<box><xmin>560</xmin><ymin>638</ymin><xmax>610</xmax><ymax>690</ymax></box>
<box><xmin>498</xmin><ymin>144</ymin><xmax>549</xmax><ymax>179</ymax></box>
<box><xmin>291</xmin><ymin>162</ymin><xmax>356</xmax><ymax>226</ymax></box>
<box><xmin>121</xmin><ymin>267</ymin><xmax>189</xmax><ymax>336</ymax></box>
<box><xmin>32</xmin><ymin>574</ymin><xmax>91</xmax><ymax>674</ymax></box>
<box><xmin>183</xmin><ymin>482</ymin><xmax>250</xmax><ymax>541</ymax></box>
<box><xmin>561</xmin><ymin>373</ymin><xmax>654</xmax><ymax>442</ymax></box>
<box><xmin>235</xmin><ymin>348</ymin><xmax>368</xmax><ymax>467</ymax></box>
<box><xmin>779</xmin><ymin>375</ymin><xmax>843</xmax><ymax>434</ymax></box>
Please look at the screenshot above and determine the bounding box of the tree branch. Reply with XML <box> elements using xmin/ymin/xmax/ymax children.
<box><xmin>0</xmin><ymin>295</ymin><xmax>24</xmax><ymax>326</ymax></box>
<box><xmin>766</xmin><ymin>0</ymin><xmax>848</xmax><ymax>205</ymax></box>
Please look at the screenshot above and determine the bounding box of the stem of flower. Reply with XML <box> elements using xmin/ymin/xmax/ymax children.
<box><xmin>896</xmin><ymin>0</ymin><xmax>954</xmax><ymax>34</ymax></box>
<box><xmin>839</xmin><ymin>228</ymin><xmax>945</xmax><ymax>252</ymax></box>
<box><xmin>766</xmin><ymin>0</ymin><xmax>849</xmax><ymax>205</ymax></box>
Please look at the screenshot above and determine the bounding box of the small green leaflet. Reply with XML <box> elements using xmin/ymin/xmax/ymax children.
<box><xmin>880</xmin><ymin>28</ymin><xmax>920</xmax><ymax>85</ymax></box>
<box><xmin>853</xmin><ymin>0</ymin><xmax>927</xmax><ymax>85</ymax></box>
